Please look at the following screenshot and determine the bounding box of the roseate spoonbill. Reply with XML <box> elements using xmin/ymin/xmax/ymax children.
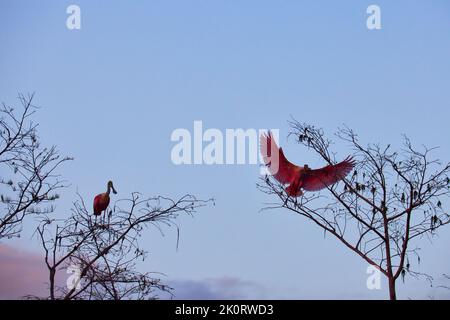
<box><xmin>260</xmin><ymin>132</ymin><xmax>355</xmax><ymax>197</ymax></box>
<box><xmin>93</xmin><ymin>181</ymin><xmax>117</xmax><ymax>221</ymax></box>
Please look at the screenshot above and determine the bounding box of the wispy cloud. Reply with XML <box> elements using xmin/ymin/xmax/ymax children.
<box><xmin>167</xmin><ymin>276</ymin><xmax>268</xmax><ymax>300</ymax></box>
<box><xmin>0</xmin><ymin>244</ymin><xmax>269</xmax><ymax>300</ymax></box>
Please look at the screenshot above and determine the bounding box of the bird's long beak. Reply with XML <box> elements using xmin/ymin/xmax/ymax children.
<box><xmin>111</xmin><ymin>185</ymin><xmax>117</xmax><ymax>194</ymax></box>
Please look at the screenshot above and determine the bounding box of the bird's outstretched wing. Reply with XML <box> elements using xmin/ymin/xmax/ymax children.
<box><xmin>302</xmin><ymin>156</ymin><xmax>355</xmax><ymax>191</ymax></box>
<box><xmin>260</xmin><ymin>132</ymin><xmax>300</xmax><ymax>184</ymax></box>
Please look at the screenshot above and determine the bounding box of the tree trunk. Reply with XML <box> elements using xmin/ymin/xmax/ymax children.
<box><xmin>382</xmin><ymin>210</ymin><xmax>396</xmax><ymax>300</ymax></box>
<box><xmin>49</xmin><ymin>268</ymin><xmax>55</xmax><ymax>300</ymax></box>
<box><xmin>388</xmin><ymin>276</ymin><xmax>396</xmax><ymax>300</ymax></box>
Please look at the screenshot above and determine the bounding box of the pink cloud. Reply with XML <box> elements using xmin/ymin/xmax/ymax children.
<box><xmin>166</xmin><ymin>276</ymin><xmax>268</xmax><ymax>300</ymax></box>
<box><xmin>0</xmin><ymin>244</ymin><xmax>49</xmax><ymax>299</ymax></box>
<box><xmin>1</xmin><ymin>244</ymin><xmax>270</xmax><ymax>300</ymax></box>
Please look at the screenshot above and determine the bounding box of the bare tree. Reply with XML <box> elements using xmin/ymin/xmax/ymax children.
<box><xmin>0</xmin><ymin>93</ymin><xmax>71</xmax><ymax>239</ymax></box>
<box><xmin>258</xmin><ymin>119</ymin><xmax>450</xmax><ymax>300</ymax></box>
<box><xmin>34</xmin><ymin>192</ymin><xmax>210</xmax><ymax>300</ymax></box>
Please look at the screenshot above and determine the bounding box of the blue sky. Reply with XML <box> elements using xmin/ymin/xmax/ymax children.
<box><xmin>1</xmin><ymin>0</ymin><xmax>450</xmax><ymax>299</ymax></box>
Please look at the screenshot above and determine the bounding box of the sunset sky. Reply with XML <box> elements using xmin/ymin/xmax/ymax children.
<box><xmin>1</xmin><ymin>0</ymin><xmax>450</xmax><ymax>299</ymax></box>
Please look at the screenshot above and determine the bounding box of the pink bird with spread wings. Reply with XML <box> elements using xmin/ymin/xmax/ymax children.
<box><xmin>260</xmin><ymin>132</ymin><xmax>355</xmax><ymax>197</ymax></box>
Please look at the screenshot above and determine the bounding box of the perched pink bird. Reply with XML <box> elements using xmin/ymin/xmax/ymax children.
<box><xmin>93</xmin><ymin>180</ymin><xmax>117</xmax><ymax>219</ymax></box>
<box><xmin>260</xmin><ymin>132</ymin><xmax>355</xmax><ymax>197</ymax></box>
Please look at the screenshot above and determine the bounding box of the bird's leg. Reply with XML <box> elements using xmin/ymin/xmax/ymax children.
<box><xmin>284</xmin><ymin>181</ymin><xmax>299</xmax><ymax>206</ymax></box>
<box><xmin>107</xmin><ymin>210</ymin><xmax>111</xmax><ymax>229</ymax></box>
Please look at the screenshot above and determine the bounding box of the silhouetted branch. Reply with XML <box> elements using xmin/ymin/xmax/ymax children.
<box><xmin>0</xmin><ymin>93</ymin><xmax>72</xmax><ymax>239</ymax></box>
<box><xmin>259</xmin><ymin>119</ymin><xmax>450</xmax><ymax>300</ymax></box>
<box><xmin>35</xmin><ymin>192</ymin><xmax>211</xmax><ymax>300</ymax></box>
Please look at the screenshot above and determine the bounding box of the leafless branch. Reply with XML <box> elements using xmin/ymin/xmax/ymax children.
<box><xmin>33</xmin><ymin>192</ymin><xmax>211</xmax><ymax>300</ymax></box>
<box><xmin>0</xmin><ymin>93</ymin><xmax>72</xmax><ymax>239</ymax></box>
<box><xmin>259</xmin><ymin>119</ymin><xmax>450</xmax><ymax>300</ymax></box>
